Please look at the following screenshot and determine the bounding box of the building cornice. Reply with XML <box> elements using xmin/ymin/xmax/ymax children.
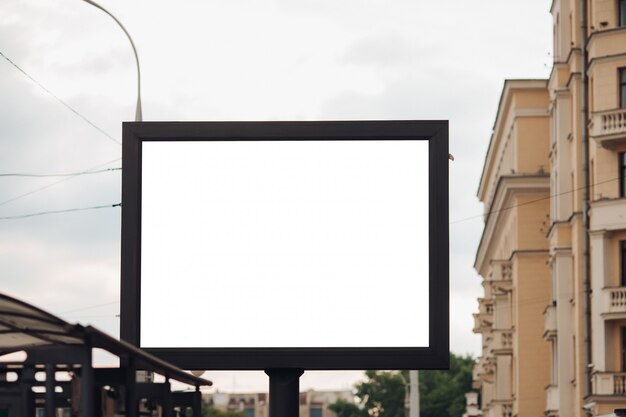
<box><xmin>477</xmin><ymin>80</ymin><xmax>549</xmax><ymax>201</ymax></box>
<box><xmin>587</xmin><ymin>26</ymin><xmax>626</xmax><ymax>43</ymax></box>
<box><xmin>546</xmin><ymin>211</ymin><xmax>582</xmax><ymax>238</ymax></box>
<box><xmin>475</xmin><ymin>174</ymin><xmax>550</xmax><ymax>274</ymax></box>
<box><xmin>588</xmin><ymin>52</ymin><xmax>626</xmax><ymax>72</ymax></box>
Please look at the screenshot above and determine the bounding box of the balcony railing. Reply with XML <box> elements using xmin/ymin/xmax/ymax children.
<box><xmin>491</xmin><ymin>329</ymin><xmax>513</xmax><ymax>353</ymax></box>
<box><xmin>544</xmin><ymin>304</ymin><xmax>557</xmax><ymax>339</ymax></box>
<box><xmin>602</xmin><ymin>287</ymin><xmax>626</xmax><ymax>316</ymax></box>
<box><xmin>592</xmin><ymin>372</ymin><xmax>626</xmax><ymax>395</ymax></box>
<box><xmin>473</xmin><ymin>312</ymin><xmax>493</xmax><ymax>333</ymax></box>
<box><xmin>487</xmin><ymin>400</ymin><xmax>513</xmax><ymax>417</ymax></box>
<box><xmin>477</xmin><ymin>297</ymin><xmax>494</xmax><ymax>315</ymax></box>
<box><xmin>488</xmin><ymin>261</ymin><xmax>512</xmax><ymax>282</ymax></box>
<box><xmin>589</xmin><ymin>108</ymin><xmax>626</xmax><ymax>148</ymax></box>
<box><xmin>546</xmin><ymin>384</ymin><xmax>559</xmax><ymax>412</ymax></box>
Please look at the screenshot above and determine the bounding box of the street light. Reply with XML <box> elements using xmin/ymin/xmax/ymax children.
<box><xmin>80</xmin><ymin>0</ymin><xmax>142</xmax><ymax>121</ymax></box>
<box><xmin>399</xmin><ymin>371</ymin><xmax>419</xmax><ymax>417</ymax></box>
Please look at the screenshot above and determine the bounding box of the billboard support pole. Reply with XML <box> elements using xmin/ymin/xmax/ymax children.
<box><xmin>265</xmin><ymin>368</ymin><xmax>304</xmax><ymax>417</ymax></box>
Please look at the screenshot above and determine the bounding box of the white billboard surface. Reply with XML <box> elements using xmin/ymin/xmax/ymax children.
<box><xmin>140</xmin><ymin>140</ymin><xmax>429</xmax><ymax>348</ymax></box>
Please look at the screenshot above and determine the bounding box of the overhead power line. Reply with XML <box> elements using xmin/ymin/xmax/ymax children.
<box><xmin>0</xmin><ymin>203</ymin><xmax>120</xmax><ymax>220</ymax></box>
<box><xmin>450</xmin><ymin>176</ymin><xmax>620</xmax><ymax>225</ymax></box>
<box><xmin>0</xmin><ymin>157</ymin><xmax>121</xmax><ymax>208</ymax></box>
<box><xmin>0</xmin><ymin>167</ymin><xmax>121</xmax><ymax>178</ymax></box>
<box><xmin>0</xmin><ymin>50</ymin><xmax>121</xmax><ymax>145</ymax></box>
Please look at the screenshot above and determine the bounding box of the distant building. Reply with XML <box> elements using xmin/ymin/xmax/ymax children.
<box><xmin>203</xmin><ymin>390</ymin><xmax>353</xmax><ymax>417</ymax></box>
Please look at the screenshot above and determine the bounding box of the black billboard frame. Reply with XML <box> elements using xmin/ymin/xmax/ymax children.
<box><xmin>120</xmin><ymin>120</ymin><xmax>449</xmax><ymax>371</ymax></box>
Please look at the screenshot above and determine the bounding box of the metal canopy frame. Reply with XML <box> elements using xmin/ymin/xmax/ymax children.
<box><xmin>120</xmin><ymin>120</ymin><xmax>449</xmax><ymax>371</ymax></box>
<box><xmin>0</xmin><ymin>292</ymin><xmax>212</xmax><ymax>417</ymax></box>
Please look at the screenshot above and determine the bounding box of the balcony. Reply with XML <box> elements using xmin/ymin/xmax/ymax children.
<box><xmin>473</xmin><ymin>299</ymin><xmax>494</xmax><ymax>333</ymax></box>
<box><xmin>487</xmin><ymin>400</ymin><xmax>513</xmax><ymax>417</ymax></box>
<box><xmin>491</xmin><ymin>329</ymin><xmax>513</xmax><ymax>354</ymax></box>
<box><xmin>592</xmin><ymin>372</ymin><xmax>626</xmax><ymax>395</ymax></box>
<box><xmin>477</xmin><ymin>297</ymin><xmax>494</xmax><ymax>315</ymax></box>
<box><xmin>543</xmin><ymin>304</ymin><xmax>557</xmax><ymax>340</ymax></box>
<box><xmin>488</xmin><ymin>261</ymin><xmax>512</xmax><ymax>282</ymax></box>
<box><xmin>590</xmin><ymin>198</ymin><xmax>626</xmax><ymax>231</ymax></box>
<box><xmin>472</xmin><ymin>360</ymin><xmax>491</xmax><ymax>389</ymax></box>
<box><xmin>473</xmin><ymin>313</ymin><xmax>493</xmax><ymax>333</ymax></box>
<box><xmin>601</xmin><ymin>287</ymin><xmax>626</xmax><ymax>319</ymax></box>
<box><xmin>589</xmin><ymin>108</ymin><xmax>626</xmax><ymax>149</ymax></box>
<box><xmin>546</xmin><ymin>384</ymin><xmax>559</xmax><ymax>414</ymax></box>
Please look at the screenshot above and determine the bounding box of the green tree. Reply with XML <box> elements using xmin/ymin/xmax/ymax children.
<box><xmin>419</xmin><ymin>353</ymin><xmax>475</xmax><ymax>417</ymax></box>
<box><xmin>356</xmin><ymin>370</ymin><xmax>406</xmax><ymax>417</ymax></box>
<box><xmin>328</xmin><ymin>353</ymin><xmax>475</xmax><ymax>417</ymax></box>
<box><xmin>328</xmin><ymin>398</ymin><xmax>364</xmax><ymax>417</ymax></box>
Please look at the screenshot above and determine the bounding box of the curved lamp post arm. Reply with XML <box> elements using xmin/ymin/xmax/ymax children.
<box><xmin>81</xmin><ymin>0</ymin><xmax>142</xmax><ymax>121</ymax></box>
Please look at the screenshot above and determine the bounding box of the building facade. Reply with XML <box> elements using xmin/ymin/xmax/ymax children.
<box><xmin>203</xmin><ymin>390</ymin><xmax>353</xmax><ymax>417</ymax></box>
<box><xmin>474</xmin><ymin>0</ymin><xmax>626</xmax><ymax>416</ymax></box>
<box><xmin>473</xmin><ymin>80</ymin><xmax>552</xmax><ymax>417</ymax></box>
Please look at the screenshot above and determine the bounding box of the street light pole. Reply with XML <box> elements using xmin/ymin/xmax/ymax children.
<box><xmin>80</xmin><ymin>0</ymin><xmax>143</xmax><ymax>121</ymax></box>
<box><xmin>399</xmin><ymin>371</ymin><xmax>419</xmax><ymax>417</ymax></box>
<box><xmin>409</xmin><ymin>370</ymin><xmax>419</xmax><ymax>417</ymax></box>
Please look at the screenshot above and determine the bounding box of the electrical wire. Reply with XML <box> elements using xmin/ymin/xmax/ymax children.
<box><xmin>0</xmin><ymin>157</ymin><xmax>120</xmax><ymax>208</ymax></box>
<box><xmin>0</xmin><ymin>50</ymin><xmax>121</xmax><ymax>145</ymax></box>
<box><xmin>0</xmin><ymin>167</ymin><xmax>121</xmax><ymax>178</ymax></box>
<box><xmin>0</xmin><ymin>203</ymin><xmax>120</xmax><ymax>220</ymax></box>
<box><xmin>450</xmin><ymin>176</ymin><xmax>620</xmax><ymax>225</ymax></box>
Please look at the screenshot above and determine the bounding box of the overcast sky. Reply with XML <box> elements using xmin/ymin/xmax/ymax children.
<box><xmin>0</xmin><ymin>0</ymin><xmax>552</xmax><ymax>392</ymax></box>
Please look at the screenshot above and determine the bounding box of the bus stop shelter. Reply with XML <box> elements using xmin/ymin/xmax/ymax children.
<box><xmin>0</xmin><ymin>292</ymin><xmax>212</xmax><ymax>417</ymax></box>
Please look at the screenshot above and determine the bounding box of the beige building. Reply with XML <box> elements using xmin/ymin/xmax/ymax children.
<box><xmin>203</xmin><ymin>390</ymin><xmax>352</xmax><ymax>417</ymax></box>
<box><xmin>474</xmin><ymin>0</ymin><xmax>626</xmax><ymax>416</ymax></box>
<box><xmin>473</xmin><ymin>79</ymin><xmax>552</xmax><ymax>417</ymax></box>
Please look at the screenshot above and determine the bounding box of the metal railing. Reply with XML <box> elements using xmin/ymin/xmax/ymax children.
<box><xmin>592</xmin><ymin>372</ymin><xmax>626</xmax><ymax>395</ymax></box>
<box><xmin>603</xmin><ymin>287</ymin><xmax>626</xmax><ymax>314</ymax></box>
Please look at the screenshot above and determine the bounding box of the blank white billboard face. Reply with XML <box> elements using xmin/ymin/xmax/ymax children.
<box><xmin>140</xmin><ymin>140</ymin><xmax>429</xmax><ymax>348</ymax></box>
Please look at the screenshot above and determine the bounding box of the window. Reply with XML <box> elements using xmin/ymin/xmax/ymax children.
<box><xmin>310</xmin><ymin>408</ymin><xmax>323</xmax><ymax>417</ymax></box>
<box><xmin>621</xmin><ymin>68</ymin><xmax>626</xmax><ymax>108</ymax></box>
<box><xmin>620</xmin><ymin>153</ymin><xmax>626</xmax><ymax>197</ymax></box>
<box><xmin>620</xmin><ymin>0</ymin><xmax>626</xmax><ymax>27</ymax></box>
<box><xmin>622</xmin><ymin>240</ymin><xmax>626</xmax><ymax>286</ymax></box>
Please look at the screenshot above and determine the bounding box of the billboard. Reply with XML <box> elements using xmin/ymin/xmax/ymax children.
<box><xmin>120</xmin><ymin>121</ymin><xmax>448</xmax><ymax>370</ymax></box>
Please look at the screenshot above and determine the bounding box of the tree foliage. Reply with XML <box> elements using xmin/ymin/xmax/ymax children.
<box><xmin>419</xmin><ymin>353</ymin><xmax>475</xmax><ymax>417</ymax></box>
<box><xmin>328</xmin><ymin>399</ymin><xmax>363</xmax><ymax>417</ymax></box>
<box><xmin>328</xmin><ymin>353</ymin><xmax>475</xmax><ymax>417</ymax></box>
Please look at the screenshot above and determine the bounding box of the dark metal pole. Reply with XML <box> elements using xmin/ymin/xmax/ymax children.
<box><xmin>45</xmin><ymin>364</ymin><xmax>55</xmax><ymax>417</ymax></box>
<box><xmin>193</xmin><ymin>386</ymin><xmax>202</xmax><ymax>417</ymax></box>
<box><xmin>163</xmin><ymin>379</ymin><xmax>173</xmax><ymax>417</ymax></box>
<box><xmin>125</xmin><ymin>358</ymin><xmax>138</xmax><ymax>417</ymax></box>
<box><xmin>81</xmin><ymin>346</ymin><xmax>94</xmax><ymax>417</ymax></box>
<box><xmin>265</xmin><ymin>369</ymin><xmax>304</xmax><ymax>417</ymax></box>
<box><xmin>21</xmin><ymin>367</ymin><xmax>36</xmax><ymax>417</ymax></box>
